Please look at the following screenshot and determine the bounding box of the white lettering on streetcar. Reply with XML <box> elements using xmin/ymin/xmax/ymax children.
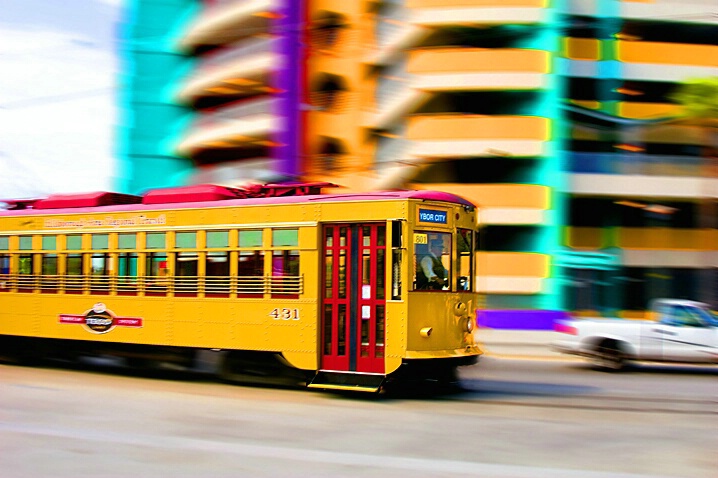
<box><xmin>269</xmin><ymin>308</ymin><xmax>300</xmax><ymax>321</ymax></box>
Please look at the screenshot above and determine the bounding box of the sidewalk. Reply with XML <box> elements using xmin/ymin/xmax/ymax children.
<box><xmin>477</xmin><ymin>329</ymin><xmax>572</xmax><ymax>360</ymax></box>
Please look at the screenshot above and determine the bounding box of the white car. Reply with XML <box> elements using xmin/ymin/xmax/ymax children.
<box><xmin>552</xmin><ymin>299</ymin><xmax>718</xmax><ymax>370</ymax></box>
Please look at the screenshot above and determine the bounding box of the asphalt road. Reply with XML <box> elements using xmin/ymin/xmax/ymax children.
<box><xmin>0</xmin><ymin>357</ymin><xmax>715</xmax><ymax>478</ymax></box>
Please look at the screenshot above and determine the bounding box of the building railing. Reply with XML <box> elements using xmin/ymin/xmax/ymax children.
<box><xmin>375</xmin><ymin>134</ymin><xmax>410</xmax><ymax>167</ymax></box>
<box><xmin>305</xmin><ymin>154</ymin><xmax>357</xmax><ymax>175</ymax></box>
<box><xmin>198</xmin><ymin>35</ymin><xmax>276</xmax><ymax>73</ymax></box>
<box><xmin>376</xmin><ymin>58</ymin><xmax>410</xmax><ymax>110</ymax></box>
<box><xmin>565</xmin><ymin>227</ymin><xmax>717</xmax><ymax>250</ymax></box>
<box><xmin>193</xmin><ymin>97</ymin><xmax>276</xmax><ymax>129</ymax></box>
<box><xmin>376</xmin><ymin>0</ymin><xmax>409</xmax><ymax>48</ymax></box>
<box><xmin>0</xmin><ymin>274</ymin><xmax>303</xmax><ymax>296</ymax></box>
<box><xmin>568</xmin><ymin>152</ymin><xmax>707</xmax><ymax>177</ymax></box>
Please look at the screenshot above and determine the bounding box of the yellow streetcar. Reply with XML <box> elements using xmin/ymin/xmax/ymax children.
<box><xmin>0</xmin><ymin>183</ymin><xmax>481</xmax><ymax>391</ymax></box>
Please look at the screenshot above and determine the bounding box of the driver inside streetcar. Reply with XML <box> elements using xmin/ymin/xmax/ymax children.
<box><xmin>416</xmin><ymin>239</ymin><xmax>448</xmax><ymax>290</ymax></box>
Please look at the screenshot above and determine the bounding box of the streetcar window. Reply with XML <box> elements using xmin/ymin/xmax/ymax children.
<box><xmin>91</xmin><ymin>254</ymin><xmax>109</xmax><ymax>292</ymax></box>
<box><xmin>91</xmin><ymin>254</ymin><xmax>109</xmax><ymax>275</ymax></box>
<box><xmin>362</xmin><ymin>224</ymin><xmax>386</xmax><ymax>300</ymax></box>
<box><xmin>206</xmin><ymin>252</ymin><xmax>229</xmax><ymax>274</ymax></box>
<box><xmin>239</xmin><ymin>230</ymin><xmax>263</xmax><ymax>296</ymax></box>
<box><xmin>146</xmin><ymin>253</ymin><xmax>168</xmax><ymax>276</ymax></box>
<box><xmin>238</xmin><ymin>251</ymin><xmax>264</xmax><ymax>295</ymax></box>
<box><xmin>175</xmin><ymin>232</ymin><xmax>196</xmax><ymax>249</ymax></box>
<box><xmin>271</xmin><ymin>228</ymin><xmax>300</xmax><ymax>296</ymax></box>
<box><xmin>18</xmin><ymin>253</ymin><xmax>35</xmax><ymax>291</ymax></box>
<box><xmin>272</xmin><ymin>250</ymin><xmax>300</xmax><ymax>296</ymax></box>
<box><xmin>239</xmin><ymin>230</ymin><xmax>262</xmax><ymax>247</ymax></box>
<box><xmin>42</xmin><ymin>236</ymin><xmax>56</xmax><ymax>250</ymax></box>
<box><xmin>146</xmin><ymin>233</ymin><xmax>166</xmax><ymax>249</ymax></box>
<box><xmin>118</xmin><ymin>253</ymin><xmax>138</xmax><ymax>277</ymax></box>
<box><xmin>207</xmin><ymin>231</ymin><xmax>229</xmax><ymax>248</ymax></box>
<box><xmin>413</xmin><ymin>232</ymin><xmax>451</xmax><ymax>291</ymax></box>
<box><xmin>146</xmin><ymin>252</ymin><xmax>169</xmax><ymax>293</ymax></box>
<box><xmin>376</xmin><ymin>246</ymin><xmax>385</xmax><ymax>300</ymax></box>
<box><xmin>238</xmin><ymin>251</ymin><xmax>264</xmax><ymax>276</ymax></box>
<box><xmin>206</xmin><ymin>252</ymin><xmax>230</xmax><ymax>294</ymax></box>
<box><xmin>118</xmin><ymin>253</ymin><xmax>138</xmax><ymax>293</ymax></box>
<box><xmin>19</xmin><ymin>254</ymin><xmax>34</xmax><ymax>274</ymax></box>
<box><xmin>272</xmin><ymin>229</ymin><xmax>298</xmax><ymax>247</ymax></box>
<box><xmin>0</xmin><ymin>236</ymin><xmax>8</xmax><ymax>250</ymax></box>
<box><xmin>67</xmin><ymin>254</ymin><xmax>83</xmax><ymax>275</ymax></box>
<box><xmin>118</xmin><ymin>233</ymin><xmax>136</xmax><ymax>249</ymax></box>
<box><xmin>66</xmin><ymin>254</ymin><xmax>84</xmax><ymax>292</ymax></box>
<box><xmin>457</xmin><ymin>229</ymin><xmax>473</xmax><ymax>292</ymax></box>
<box><xmin>0</xmin><ymin>254</ymin><xmax>9</xmax><ymax>275</ymax></box>
<box><xmin>391</xmin><ymin>221</ymin><xmax>402</xmax><ymax>300</ymax></box>
<box><xmin>376</xmin><ymin>305</ymin><xmax>385</xmax><ymax>358</ymax></box>
<box><xmin>19</xmin><ymin>235</ymin><xmax>33</xmax><ymax>250</ymax></box>
<box><xmin>91</xmin><ymin>234</ymin><xmax>108</xmax><ymax>250</ymax></box>
<box><xmin>323</xmin><ymin>305</ymin><xmax>333</xmax><ymax>355</ymax></box>
<box><xmin>324</xmin><ymin>228</ymin><xmax>333</xmax><ymax>299</ymax></box>
<box><xmin>41</xmin><ymin>254</ymin><xmax>59</xmax><ymax>291</ymax></box>
<box><xmin>66</xmin><ymin>235</ymin><xmax>82</xmax><ymax>250</ymax></box>
<box><xmin>42</xmin><ymin>254</ymin><xmax>58</xmax><ymax>275</ymax></box>
<box><xmin>176</xmin><ymin>252</ymin><xmax>198</xmax><ymax>275</ymax></box>
<box><xmin>175</xmin><ymin>252</ymin><xmax>198</xmax><ymax>295</ymax></box>
<box><xmin>273</xmin><ymin>250</ymin><xmax>299</xmax><ymax>276</ymax></box>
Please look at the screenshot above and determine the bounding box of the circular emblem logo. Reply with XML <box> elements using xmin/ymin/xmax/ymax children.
<box><xmin>85</xmin><ymin>303</ymin><xmax>114</xmax><ymax>333</ymax></box>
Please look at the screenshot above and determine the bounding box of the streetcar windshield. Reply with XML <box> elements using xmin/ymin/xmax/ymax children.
<box><xmin>413</xmin><ymin>231</ymin><xmax>451</xmax><ymax>291</ymax></box>
<box><xmin>457</xmin><ymin>229</ymin><xmax>473</xmax><ymax>291</ymax></box>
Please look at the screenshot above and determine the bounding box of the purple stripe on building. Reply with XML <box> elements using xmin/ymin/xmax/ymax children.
<box><xmin>271</xmin><ymin>0</ymin><xmax>303</xmax><ymax>178</ymax></box>
<box><xmin>477</xmin><ymin>310</ymin><xmax>570</xmax><ymax>330</ymax></box>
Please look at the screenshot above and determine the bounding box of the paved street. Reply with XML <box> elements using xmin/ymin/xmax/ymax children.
<box><xmin>1</xmin><ymin>357</ymin><xmax>715</xmax><ymax>478</ymax></box>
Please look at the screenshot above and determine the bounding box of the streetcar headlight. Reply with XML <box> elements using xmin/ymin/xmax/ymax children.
<box><xmin>453</xmin><ymin>301</ymin><xmax>467</xmax><ymax>317</ymax></box>
<box><xmin>464</xmin><ymin>318</ymin><xmax>475</xmax><ymax>333</ymax></box>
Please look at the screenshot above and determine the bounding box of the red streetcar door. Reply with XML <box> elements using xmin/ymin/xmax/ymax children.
<box><xmin>321</xmin><ymin>224</ymin><xmax>386</xmax><ymax>374</ymax></box>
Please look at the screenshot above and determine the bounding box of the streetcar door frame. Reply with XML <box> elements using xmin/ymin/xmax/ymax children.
<box><xmin>320</xmin><ymin>223</ymin><xmax>386</xmax><ymax>374</ymax></box>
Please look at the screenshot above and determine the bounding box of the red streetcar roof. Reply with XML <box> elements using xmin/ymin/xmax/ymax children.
<box><xmin>142</xmin><ymin>184</ymin><xmax>246</xmax><ymax>205</ymax></box>
<box><xmin>32</xmin><ymin>192</ymin><xmax>142</xmax><ymax>209</ymax></box>
<box><xmin>0</xmin><ymin>184</ymin><xmax>475</xmax><ymax>216</ymax></box>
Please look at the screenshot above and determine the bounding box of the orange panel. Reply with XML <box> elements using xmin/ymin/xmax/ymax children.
<box><xmin>565</xmin><ymin>227</ymin><xmax>604</xmax><ymax>249</ymax></box>
<box><xmin>618</xmin><ymin>103</ymin><xmax>681</xmax><ymax>119</ymax></box>
<box><xmin>617</xmin><ymin>41</ymin><xmax>718</xmax><ymax>67</ymax></box>
<box><xmin>408</xmin><ymin>48</ymin><xmax>549</xmax><ymax>73</ymax></box>
<box><xmin>477</xmin><ymin>252</ymin><xmax>549</xmax><ymax>277</ymax></box>
<box><xmin>616</xmin><ymin>228</ymin><xmax>713</xmax><ymax>250</ymax></box>
<box><xmin>563</xmin><ymin>38</ymin><xmax>600</xmax><ymax>60</ymax></box>
<box><xmin>414</xmin><ymin>184</ymin><xmax>548</xmax><ymax>209</ymax></box>
<box><xmin>408</xmin><ymin>0</ymin><xmax>546</xmax><ymax>7</ymax></box>
<box><xmin>406</xmin><ymin>115</ymin><xmax>549</xmax><ymax>140</ymax></box>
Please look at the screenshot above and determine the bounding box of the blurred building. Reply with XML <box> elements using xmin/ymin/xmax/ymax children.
<box><xmin>117</xmin><ymin>0</ymin><xmax>718</xmax><ymax>327</ymax></box>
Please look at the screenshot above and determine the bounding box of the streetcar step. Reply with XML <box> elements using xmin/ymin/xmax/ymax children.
<box><xmin>308</xmin><ymin>371</ymin><xmax>384</xmax><ymax>392</ymax></box>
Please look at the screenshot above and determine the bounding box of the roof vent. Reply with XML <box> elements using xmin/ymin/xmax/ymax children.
<box><xmin>0</xmin><ymin>198</ymin><xmax>43</xmax><ymax>210</ymax></box>
<box><xmin>33</xmin><ymin>192</ymin><xmax>142</xmax><ymax>210</ymax></box>
<box><xmin>141</xmin><ymin>184</ymin><xmax>247</xmax><ymax>205</ymax></box>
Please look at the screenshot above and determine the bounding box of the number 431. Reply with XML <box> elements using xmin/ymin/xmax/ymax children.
<box><xmin>270</xmin><ymin>308</ymin><xmax>300</xmax><ymax>320</ymax></box>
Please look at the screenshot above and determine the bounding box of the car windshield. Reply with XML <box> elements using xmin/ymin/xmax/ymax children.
<box><xmin>690</xmin><ymin>307</ymin><xmax>718</xmax><ymax>327</ymax></box>
<box><xmin>704</xmin><ymin>310</ymin><xmax>718</xmax><ymax>327</ymax></box>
